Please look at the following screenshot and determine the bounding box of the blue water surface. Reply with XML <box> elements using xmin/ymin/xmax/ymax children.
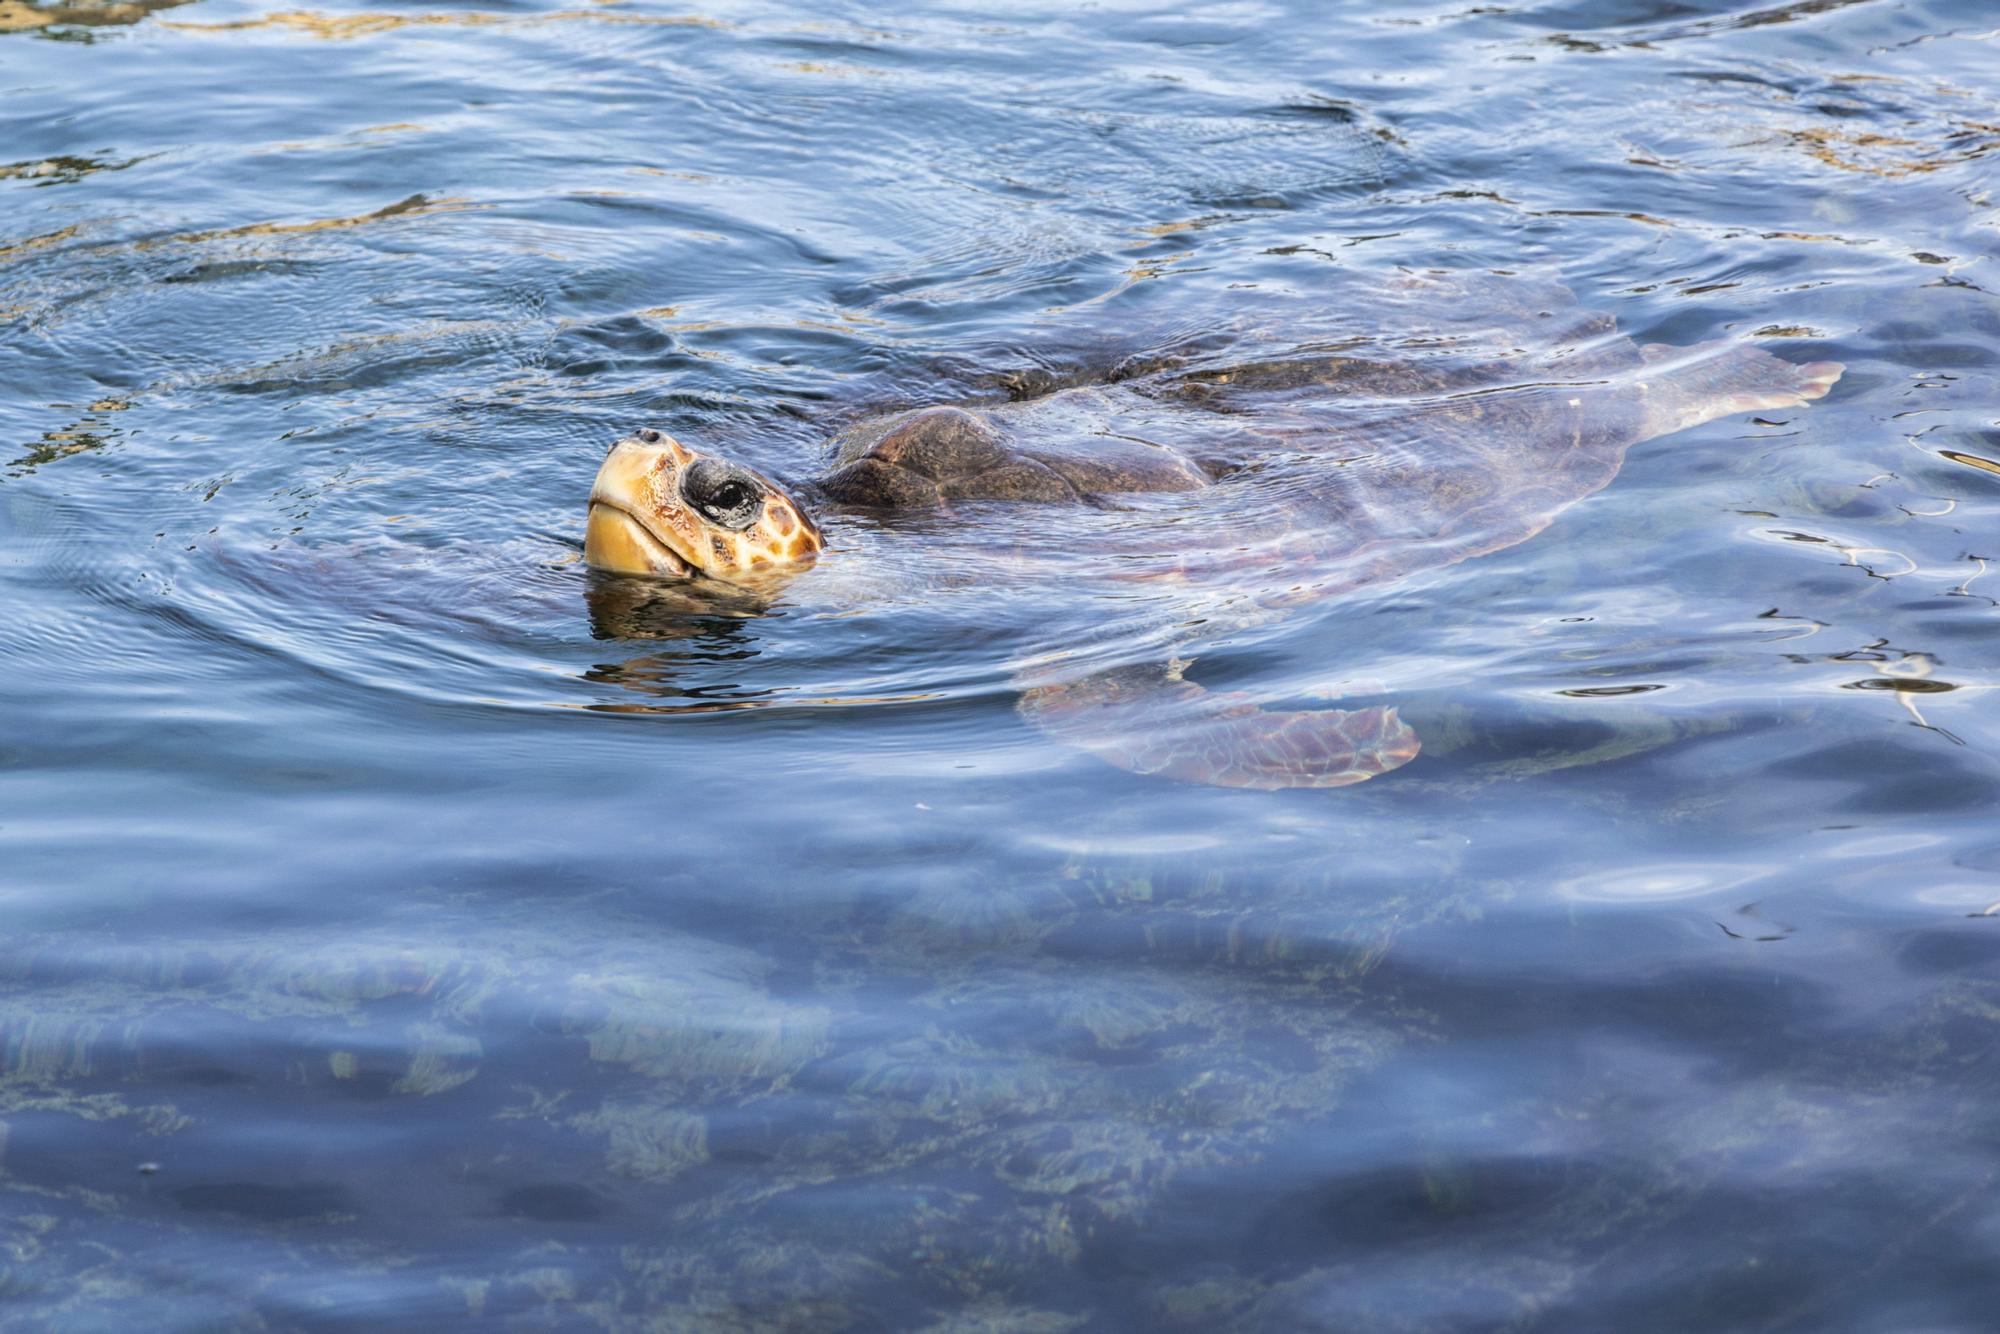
<box><xmin>3</xmin><ymin>0</ymin><xmax>1999</xmax><ymax>1327</ymax></box>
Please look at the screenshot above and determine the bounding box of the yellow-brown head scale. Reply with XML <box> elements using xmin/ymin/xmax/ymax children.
<box><xmin>585</xmin><ymin>428</ymin><xmax>824</xmax><ymax>582</ymax></box>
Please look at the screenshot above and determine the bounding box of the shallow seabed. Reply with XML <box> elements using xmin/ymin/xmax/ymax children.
<box><xmin>4</xmin><ymin>0</ymin><xmax>1999</xmax><ymax>1327</ymax></box>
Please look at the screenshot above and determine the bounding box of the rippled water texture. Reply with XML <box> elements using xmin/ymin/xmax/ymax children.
<box><xmin>4</xmin><ymin>0</ymin><xmax>2000</xmax><ymax>1326</ymax></box>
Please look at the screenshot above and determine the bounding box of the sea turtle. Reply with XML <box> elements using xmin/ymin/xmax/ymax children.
<box><xmin>582</xmin><ymin>273</ymin><xmax>1843</xmax><ymax>789</ymax></box>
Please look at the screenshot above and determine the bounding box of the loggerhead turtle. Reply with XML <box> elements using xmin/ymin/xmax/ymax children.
<box><xmin>581</xmin><ymin>273</ymin><xmax>1843</xmax><ymax>789</ymax></box>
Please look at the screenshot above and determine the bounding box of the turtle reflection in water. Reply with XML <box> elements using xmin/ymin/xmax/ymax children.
<box><xmin>585</xmin><ymin>273</ymin><xmax>1843</xmax><ymax>788</ymax></box>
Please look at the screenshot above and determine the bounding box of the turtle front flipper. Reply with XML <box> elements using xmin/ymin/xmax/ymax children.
<box><xmin>1016</xmin><ymin>664</ymin><xmax>1420</xmax><ymax>790</ymax></box>
<box><xmin>1639</xmin><ymin>340</ymin><xmax>1844</xmax><ymax>437</ymax></box>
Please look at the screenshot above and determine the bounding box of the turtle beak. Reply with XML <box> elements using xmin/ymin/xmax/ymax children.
<box><xmin>585</xmin><ymin>436</ymin><xmax>698</xmax><ymax>577</ymax></box>
<box><xmin>585</xmin><ymin>502</ymin><xmax>693</xmax><ymax>577</ymax></box>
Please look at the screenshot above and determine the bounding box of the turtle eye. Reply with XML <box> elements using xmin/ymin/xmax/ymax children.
<box><xmin>708</xmin><ymin>480</ymin><xmax>753</xmax><ymax>513</ymax></box>
<box><xmin>679</xmin><ymin>458</ymin><xmax>764</xmax><ymax>531</ymax></box>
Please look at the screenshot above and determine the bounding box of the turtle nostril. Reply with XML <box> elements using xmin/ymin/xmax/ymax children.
<box><xmin>636</xmin><ymin>427</ymin><xmax>663</xmax><ymax>444</ymax></box>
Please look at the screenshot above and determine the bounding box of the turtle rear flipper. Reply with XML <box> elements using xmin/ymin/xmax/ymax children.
<box><xmin>1017</xmin><ymin>667</ymin><xmax>1420</xmax><ymax>790</ymax></box>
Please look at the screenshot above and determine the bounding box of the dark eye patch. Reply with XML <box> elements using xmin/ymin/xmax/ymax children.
<box><xmin>680</xmin><ymin>458</ymin><xmax>764</xmax><ymax>531</ymax></box>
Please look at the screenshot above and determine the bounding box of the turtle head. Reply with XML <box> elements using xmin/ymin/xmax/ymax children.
<box><xmin>585</xmin><ymin>429</ymin><xmax>823</xmax><ymax>581</ymax></box>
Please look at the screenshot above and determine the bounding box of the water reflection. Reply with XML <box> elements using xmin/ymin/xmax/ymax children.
<box><xmin>158</xmin><ymin>6</ymin><xmax>724</xmax><ymax>37</ymax></box>
<box><xmin>583</xmin><ymin>568</ymin><xmax>774</xmax><ymax>641</ymax></box>
<box><xmin>0</xmin><ymin>0</ymin><xmax>191</xmax><ymax>36</ymax></box>
<box><xmin>1940</xmin><ymin>448</ymin><xmax>2000</xmax><ymax>477</ymax></box>
<box><xmin>9</xmin><ymin>397</ymin><xmax>130</xmax><ymax>473</ymax></box>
